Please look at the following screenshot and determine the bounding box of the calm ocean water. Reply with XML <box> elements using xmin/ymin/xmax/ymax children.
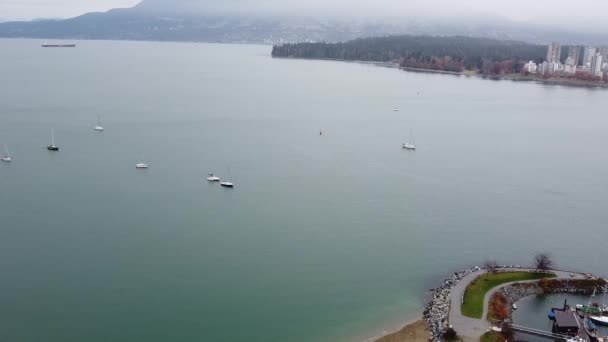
<box><xmin>0</xmin><ymin>39</ymin><xmax>607</xmax><ymax>342</ymax></box>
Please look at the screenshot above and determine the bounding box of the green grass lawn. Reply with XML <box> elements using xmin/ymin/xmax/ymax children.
<box><xmin>480</xmin><ymin>331</ymin><xmax>503</xmax><ymax>342</ymax></box>
<box><xmin>461</xmin><ymin>271</ymin><xmax>556</xmax><ymax>319</ymax></box>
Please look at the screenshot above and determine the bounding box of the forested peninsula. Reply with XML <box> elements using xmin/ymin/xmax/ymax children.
<box><xmin>272</xmin><ymin>35</ymin><xmax>608</xmax><ymax>87</ymax></box>
<box><xmin>271</xmin><ymin>35</ymin><xmax>545</xmax><ymax>74</ymax></box>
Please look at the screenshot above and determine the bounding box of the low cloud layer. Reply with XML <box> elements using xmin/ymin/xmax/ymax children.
<box><xmin>3</xmin><ymin>0</ymin><xmax>608</xmax><ymax>32</ymax></box>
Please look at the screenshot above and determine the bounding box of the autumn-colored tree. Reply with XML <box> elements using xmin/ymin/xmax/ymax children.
<box><xmin>489</xmin><ymin>293</ymin><xmax>509</xmax><ymax>321</ymax></box>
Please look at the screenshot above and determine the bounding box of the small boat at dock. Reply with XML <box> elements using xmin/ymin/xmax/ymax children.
<box><xmin>590</xmin><ymin>315</ymin><xmax>608</xmax><ymax>326</ymax></box>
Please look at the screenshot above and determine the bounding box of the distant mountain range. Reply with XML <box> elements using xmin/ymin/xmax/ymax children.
<box><xmin>1</xmin><ymin>0</ymin><xmax>607</xmax><ymax>45</ymax></box>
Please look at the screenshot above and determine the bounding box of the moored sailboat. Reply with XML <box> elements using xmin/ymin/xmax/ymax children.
<box><xmin>402</xmin><ymin>129</ymin><xmax>416</xmax><ymax>150</ymax></box>
<box><xmin>136</xmin><ymin>155</ymin><xmax>148</xmax><ymax>169</ymax></box>
<box><xmin>220</xmin><ymin>167</ymin><xmax>234</xmax><ymax>188</ymax></box>
<box><xmin>1</xmin><ymin>144</ymin><xmax>11</xmax><ymax>162</ymax></box>
<box><xmin>47</xmin><ymin>128</ymin><xmax>59</xmax><ymax>151</ymax></box>
<box><xmin>94</xmin><ymin>115</ymin><xmax>104</xmax><ymax>131</ymax></box>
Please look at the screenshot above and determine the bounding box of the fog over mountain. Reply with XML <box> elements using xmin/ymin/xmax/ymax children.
<box><xmin>1</xmin><ymin>0</ymin><xmax>607</xmax><ymax>45</ymax></box>
<box><xmin>134</xmin><ymin>0</ymin><xmax>608</xmax><ymax>25</ymax></box>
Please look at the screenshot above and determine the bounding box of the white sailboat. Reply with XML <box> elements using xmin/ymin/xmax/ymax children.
<box><xmin>220</xmin><ymin>181</ymin><xmax>234</xmax><ymax>188</ymax></box>
<box><xmin>94</xmin><ymin>115</ymin><xmax>104</xmax><ymax>131</ymax></box>
<box><xmin>402</xmin><ymin>129</ymin><xmax>416</xmax><ymax>150</ymax></box>
<box><xmin>1</xmin><ymin>144</ymin><xmax>11</xmax><ymax>162</ymax></box>
<box><xmin>583</xmin><ymin>288</ymin><xmax>599</xmax><ymax>340</ymax></box>
<box><xmin>136</xmin><ymin>155</ymin><xmax>148</xmax><ymax>169</ymax></box>
<box><xmin>590</xmin><ymin>286</ymin><xmax>608</xmax><ymax>326</ymax></box>
<box><xmin>220</xmin><ymin>167</ymin><xmax>234</xmax><ymax>188</ymax></box>
<box><xmin>47</xmin><ymin>128</ymin><xmax>59</xmax><ymax>151</ymax></box>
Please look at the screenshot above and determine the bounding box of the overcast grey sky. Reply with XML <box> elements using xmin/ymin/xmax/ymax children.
<box><xmin>0</xmin><ymin>0</ymin><xmax>139</xmax><ymax>20</ymax></box>
<box><xmin>2</xmin><ymin>0</ymin><xmax>608</xmax><ymax>24</ymax></box>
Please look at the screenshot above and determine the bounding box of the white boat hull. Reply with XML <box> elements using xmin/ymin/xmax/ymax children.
<box><xmin>207</xmin><ymin>174</ymin><xmax>220</xmax><ymax>182</ymax></box>
<box><xmin>590</xmin><ymin>316</ymin><xmax>608</xmax><ymax>326</ymax></box>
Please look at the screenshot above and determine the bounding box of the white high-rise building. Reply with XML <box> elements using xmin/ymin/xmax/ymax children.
<box><xmin>590</xmin><ymin>53</ymin><xmax>603</xmax><ymax>78</ymax></box>
<box><xmin>600</xmin><ymin>47</ymin><xmax>608</xmax><ymax>62</ymax></box>
<box><xmin>538</xmin><ymin>61</ymin><xmax>549</xmax><ymax>75</ymax></box>
<box><xmin>567</xmin><ymin>46</ymin><xmax>582</xmax><ymax>66</ymax></box>
<box><xmin>546</xmin><ymin>42</ymin><xmax>561</xmax><ymax>64</ymax></box>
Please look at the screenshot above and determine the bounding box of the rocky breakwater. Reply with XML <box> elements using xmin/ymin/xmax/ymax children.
<box><xmin>423</xmin><ymin>266</ymin><xmax>481</xmax><ymax>341</ymax></box>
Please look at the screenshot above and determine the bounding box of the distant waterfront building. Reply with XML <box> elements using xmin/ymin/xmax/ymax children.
<box><xmin>548</xmin><ymin>62</ymin><xmax>562</xmax><ymax>75</ymax></box>
<box><xmin>590</xmin><ymin>53</ymin><xmax>603</xmax><ymax>78</ymax></box>
<box><xmin>538</xmin><ymin>61</ymin><xmax>549</xmax><ymax>75</ymax></box>
<box><xmin>567</xmin><ymin>46</ymin><xmax>582</xmax><ymax>66</ymax></box>
<box><xmin>523</xmin><ymin>61</ymin><xmax>538</xmax><ymax>74</ymax></box>
<box><xmin>564</xmin><ymin>57</ymin><xmax>577</xmax><ymax>74</ymax></box>
<box><xmin>600</xmin><ymin>47</ymin><xmax>608</xmax><ymax>67</ymax></box>
<box><xmin>546</xmin><ymin>42</ymin><xmax>562</xmax><ymax>64</ymax></box>
<box><xmin>583</xmin><ymin>46</ymin><xmax>597</xmax><ymax>67</ymax></box>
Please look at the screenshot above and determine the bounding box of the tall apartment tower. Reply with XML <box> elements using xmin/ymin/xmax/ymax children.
<box><xmin>583</xmin><ymin>47</ymin><xmax>597</xmax><ymax>66</ymax></box>
<box><xmin>546</xmin><ymin>42</ymin><xmax>562</xmax><ymax>64</ymax></box>
<box><xmin>567</xmin><ymin>46</ymin><xmax>582</xmax><ymax>66</ymax></box>
<box><xmin>590</xmin><ymin>53</ymin><xmax>603</xmax><ymax>77</ymax></box>
<box><xmin>600</xmin><ymin>47</ymin><xmax>608</xmax><ymax>62</ymax></box>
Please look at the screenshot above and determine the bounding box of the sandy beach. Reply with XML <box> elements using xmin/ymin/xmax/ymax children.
<box><xmin>375</xmin><ymin>320</ymin><xmax>428</xmax><ymax>342</ymax></box>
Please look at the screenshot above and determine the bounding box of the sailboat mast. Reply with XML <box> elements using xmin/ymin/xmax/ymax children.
<box><xmin>585</xmin><ymin>287</ymin><xmax>597</xmax><ymax>316</ymax></box>
<box><xmin>51</xmin><ymin>128</ymin><xmax>55</xmax><ymax>146</ymax></box>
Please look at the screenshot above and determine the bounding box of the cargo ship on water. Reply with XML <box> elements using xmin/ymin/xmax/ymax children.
<box><xmin>41</xmin><ymin>42</ymin><xmax>76</xmax><ymax>48</ymax></box>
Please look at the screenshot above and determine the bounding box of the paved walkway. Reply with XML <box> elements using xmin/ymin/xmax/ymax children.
<box><xmin>449</xmin><ymin>268</ymin><xmax>586</xmax><ymax>341</ymax></box>
<box><xmin>449</xmin><ymin>269</ymin><xmax>489</xmax><ymax>341</ymax></box>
